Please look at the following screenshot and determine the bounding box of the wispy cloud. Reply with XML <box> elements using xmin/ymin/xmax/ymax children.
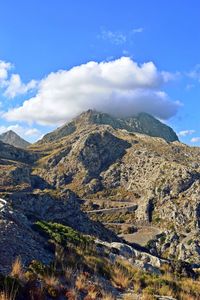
<box><xmin>187</xmin><ymin>64</ymin><xmax>200</xmax><ymax>82</ymax></box>
<box><xmin>132</xmin><ymin>27</ymin><xmax>144</xmax><ymax>34</ymax></box>
<box><xmin>186</xmin><ymin>83</ymin><xmax>195</xmax><ymax>91</ymax></box>
<box><xmin>178</xmin><ymin>129</ymin><xmax>196</xmax><ymax>137</ymax></box>
<box><xmin>190</xmin><ymin>137</ymin><xmax>200</xmax><ymax>143</ymax></box>
<box><xmin>99</xmin><ymin>29</ymin><xmax>127</xmax><ymax>45</ymax></box>
<box><xmin>98</xmin><ymin>27</ymin><xmax>144</xmax><ymax>45</ymax></box>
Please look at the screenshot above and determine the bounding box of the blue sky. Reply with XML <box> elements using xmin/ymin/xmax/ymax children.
<box><xmin>0</xmin><ymin>0</ymin><xmax>200</xmax><ymax>145</ymax></box>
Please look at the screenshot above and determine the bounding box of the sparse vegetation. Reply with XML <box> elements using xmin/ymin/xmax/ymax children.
<box><xmin>0</xmin><ymin>221</ymin><xmax>200</xmax><ymax>299</ymax></box>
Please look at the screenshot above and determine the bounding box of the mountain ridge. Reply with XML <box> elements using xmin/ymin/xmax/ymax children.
<box><xmin>38</xmin><ymin>110</ymin><xmax>179</xmax><ymax>144</ymax></box>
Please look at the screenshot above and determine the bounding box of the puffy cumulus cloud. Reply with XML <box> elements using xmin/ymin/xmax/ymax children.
<box><xmin>0</xmin><ymin>59</ymin><xmax>37</xmax><ymax>98</ymax></box>
<box><xmin>4</xmin><ymin>57</ymin><xmax>181</xmax><ymax>125</ymax></box>
<box><xmin>0</xmin><ymin>60</ymin><xmax>12</xmax><ymax>85</ymax></box>
<box><xmin>4</xmin><ymin>74</ymin><xmax>37</xmax><ymax>98</ymax></box>
<box><xmin>190</xmin><ymin>137</ymin><xmax>200</xmax><ymax>143</ymax></box>
<box><xmin>178</xmin><ymin>129</ymin><xmax>196</xmax><ymax>137</ymax></box>
<box><xmin>0</xmin><ymin>124</ymin><xmax>40</xmax><ymax>138</ymax></box>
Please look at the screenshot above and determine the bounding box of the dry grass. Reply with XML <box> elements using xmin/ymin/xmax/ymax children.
<box><xmin>65</xmin><ymin>267</ymin><xmax>75</xmax><ymax>283</ymax></box>
<box><xmin>178</xmin><ymin>292</ymin><xmax>198</xmax><ymax>300</ymax></box>
<box><xmin>102</xmin><ymin>292</ymin><xmax>115</xmax><ymax>300</ymax></box>
<box><xmin>75</xmin><ymin>273</ymin><xmax>87</xmax><ymax>291</ymax></box>
<box><xmin>180</xmin><ymin>278</ymin><xmax>200</xmax><ymax>297</ymax></box>
<box><xmin>86</xmin><ymin>285</ymin><xmax>99</xmax><ymax>299</ymax></box>
<box><xmin>157</xmin><ymin>285</ymin><xmax>174</xmax><ymax>297</ymax></box>
<box><xmin>0</xmin><ymin>289</ymin><xmax>17</xmax><ymax>300</ymax></box>
<box><xmin>65</xmin><ymin>288</ymin><xmax>78</xmax><ymax>300</ymax></box>
<box><xmin>111</xmin><ymin>264</ymin><xmax>131</xmax><ymax>289</ymax></box>
<box><xmin>141</xmin><ymin>293</ymin><xmax>155</xmax><ymax>300</ymax></box>
<box><xmin>10</xmin><ymin>257</ymin><xmax>24</xmax><ymax>280</ymax></box>
<box><xmin>43</xmin><ymin>274</ymin><xmax>59</xmax><ymax>287</ymax></box>
<box><xmin>0</xmin><ymin>292</ymin><xmax>11</xmax><ymax>300</ymax></box>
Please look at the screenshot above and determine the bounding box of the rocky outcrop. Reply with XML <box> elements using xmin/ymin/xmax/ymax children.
<box><xmin>0</xmin><ymin>140</ymin><xmax>36</xmax><ymax>163</ymax></box>
<box><xmin>79</xmin><ymin>131</ymin><xmax>131</xmax><ymax>179</ymax></box>
<box><xmin>0</xmin><ymin>198</ymin><xmax>53</xmax><ymax>274</ymax></box>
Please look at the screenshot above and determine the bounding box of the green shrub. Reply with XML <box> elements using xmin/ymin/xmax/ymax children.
<box><xmin>35</xmin><ymin>221</ymin><xmax>93</xmax><ymax>248</ymax></box>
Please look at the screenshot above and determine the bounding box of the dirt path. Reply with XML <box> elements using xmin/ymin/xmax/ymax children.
<box><xmin>120</xmin><ymin>226</ymin><xmax>161</xmax><ymax>246</ymax></box>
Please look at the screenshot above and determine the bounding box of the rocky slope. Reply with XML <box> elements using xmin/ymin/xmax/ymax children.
<box><xmin>30</xmin><ymin>110</ymin><xmax>200</xmax><ymax>265</ymax></box>
<box><xmin>0</xmin><ymin>130</ymin><xmax>30</xmax><ymax>149</ymax></box>
<box><xmin>0</xmin><ymin>110</ymin><xmax>199</xmax><ymax>279</ymax></box>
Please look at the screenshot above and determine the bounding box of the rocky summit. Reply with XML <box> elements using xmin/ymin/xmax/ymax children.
<box><xmin>39</xmin><ymin>109</ymin><xmax>179</xmax><ymax>144</ymax></box>
<box><xmin>0</xmin><ymin>130</ymin><xmax>30</xmax><ymax>149</ymax></box>
<box><xmin>0</xmin><ymin>110</ymin><xmax>200</xmax><ymax>299</ymax></box>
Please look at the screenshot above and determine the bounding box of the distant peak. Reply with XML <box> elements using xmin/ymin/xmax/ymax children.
<box><xmin>3</xmin><ymin>130</ymin><xmax>18</xmax><ymax>136</ymax></box>
<box><xmin>0</xmin><ymin>130</ymin><xmax>30</xmax><ymax>149</ymax></box>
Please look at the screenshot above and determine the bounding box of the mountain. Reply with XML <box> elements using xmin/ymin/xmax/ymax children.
<box><xmin>0</xmin><ymin>130</ymin><xmax>30</xmax><ymax>149</ymax></box>
<box><xmin>0</xmin><ymin>110</ymin><xmax>200</xmax><ymax>299</ymax></box>
<box><xmin>30</xmin><ymin>110</ymin><xmax>200</xmax><ymax>265</ymax></box>
<box><xmin>38</xmin><ymin>110</ymin><xmax>179</xmax><ymax>144</ymax></box>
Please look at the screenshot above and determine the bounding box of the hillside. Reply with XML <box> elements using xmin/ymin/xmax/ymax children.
<box><xmin>0</xmin><ymin>110</ymin><xmax>199</xmax><ymax>299</ymax></box>
<box><xmin>30</xmin><ymin>110</ymin><xmax>200</xmax><ymax>264</ymax></box>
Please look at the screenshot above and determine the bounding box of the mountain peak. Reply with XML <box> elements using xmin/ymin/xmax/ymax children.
<box><xmin>39</xmin><ymin>110</ymin><xmax>179</xmax><ymax>144</ymax></box>
<box><xmin>0</xmin><ymin>130</ymin><xmax>30</xmax><ymax>149</ymax></box>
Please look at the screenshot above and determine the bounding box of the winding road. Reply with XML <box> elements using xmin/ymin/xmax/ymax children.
<box><xmin>87</xmin><ymin>204</ymin><xmax>138</xmax><ymax>215</ymax></box>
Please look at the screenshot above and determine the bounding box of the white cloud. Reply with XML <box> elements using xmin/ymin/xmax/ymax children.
<box><xmin>122</xmin><ymin>50</ymin><xmax>129</xmax><ymax>56</ymax></box>
<box><xmin>178</xmin><ymin>130</ymin><xmax>196</xmax><ymax>137</ymax></box>
<box><xmin>0</xmin><ymin>59</ymin><xmax>37</xmax><ymax>98</ymax></box>
<box><xmin>4</xmin><ymin>57</ymin><xmax>181</xmax><ymax>126</ymax></box>
<box><xmin>188</xmin><ymin>64</ymin><xmax>200</xmax><ymax>82</ymax></box>
<box><xmin>0</xmin><ymin>60</ymin><xmax>12</xmax><ymax>85</ymax></box>
<box><xmin>0</xmin><ymin>124</ymin><xmax>40</xmax><ymax>138</ymax></box>
<box><xmin>191</xmin><ymin>137</ymin><xmax>200</xmax><ymax>143</ymax></box>
<box><xmin>132</xmin><ymin>27</ymin><xmax>144</xmax><ymax>33</ymax></box>
<box><xmin>100</xmin><ymin>29</ymin><xmax>127</xmax><ymax>45</ymax></box>
<box><xmin>4</xmin><ymin>74</ymin><xmax>37</xmax><ymax>98</ymax></box>
<box><xmin>23</xmin><ymin>128</ymin><xmax>40</xmax><ymax>137</ymax></box>
<box><xmin>99</xmin><ymin>27</ymin><xmax>144</xmax><ymax>45</ymax></box>
<box><xmin>4</xmin><ymin>57</ymin><xmax>180</xmax><ymax>125</ymax></box>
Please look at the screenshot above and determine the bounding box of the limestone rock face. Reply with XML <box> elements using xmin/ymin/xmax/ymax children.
<box><xmin>0</xmin><ymin>140</ymin><xmax>34</xmax><ymax>163</ymax></box>
<box><xmin>29</xmin><ymin>111</ymin><xmax>200</xmax><ymax>264</ymax></box>
<box><xmin>78</xmin><ymin>131</ymin><xmax>131</xmax><ymax>178</ymax></box>
<box><xmin>0</xmin><ymin>110</ymin><xmax>200</xmax><ymax>271</ymax></box>
<box><xmin>0</xmin><ymin>199</ymin><xmax>53</xmax><ymax>274</ymax></box>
